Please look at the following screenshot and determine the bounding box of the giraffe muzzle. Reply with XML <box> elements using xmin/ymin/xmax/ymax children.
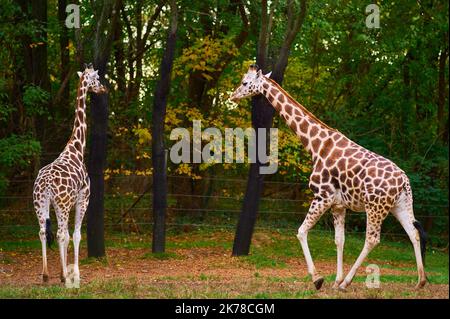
<box><xmin>96</xmin><ymin>86</ymin><xmax>108</xmax><ymax>94</ymax></box>
<box><xmin>229</xmin><ymin>92</ymin><xmax>240</xmax><ymax>103</ymax></box>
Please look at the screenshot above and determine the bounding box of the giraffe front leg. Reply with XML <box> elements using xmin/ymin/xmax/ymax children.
<box><xmin>297</xmin><ymin>197</ymin><xmax>331</xmax><ymax>290</ymax></box>
<box><xmin>332</xmin><ymin>207</ymin><xmax>346</xmax><ymax>289</ymax></box>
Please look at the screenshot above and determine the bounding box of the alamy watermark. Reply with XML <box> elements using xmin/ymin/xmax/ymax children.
<box><xmin>365</xmin><ymin>4</ymin><xmax>380</xmax><ymax>29</ymax></box>
<box><xmin>365</xmin><ymin>264</ymin><xmax>381</xmax><ymax>288</ymax></box>
<box><xmin>170</xmin><ymin>120</ymin><xmax>278</xmax><ymax>174</ymax></box>
<box><xmin>65</xmin><ymin>264</ymin><xmax>80</xmax><ymax>289</ymax></box>
<box><xmin>65</xmin><ymin>4</ymin><xmax>80</xmax><ymax>29</ymax></box>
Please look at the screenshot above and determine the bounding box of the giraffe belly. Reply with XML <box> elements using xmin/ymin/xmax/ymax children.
<box><xmin>333</xmin><ymin>189</ymin><xmax>365</xmax><ymax>212</ymax></box>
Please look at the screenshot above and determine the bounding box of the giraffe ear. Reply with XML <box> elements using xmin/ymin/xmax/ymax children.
<box><xmin>264</xmin><ymin>71</ymin><xmax>272</xmax><ymax>78</ymax></box>
<box><xmin>77</xmin><ymin>71</ymin><xmax>83</xmax><ymax>78</ymax></box>
<box><xmin>256</xmin><ymin>69</ymin><xmax>263</xmax><ymax>78</ymax></box>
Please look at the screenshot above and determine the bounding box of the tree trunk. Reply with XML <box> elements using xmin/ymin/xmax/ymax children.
<box><xmin>58</xmin><ymin>0</ymin><xmax>70</xmax><ymax>109</ymax></box>
<box><xmin>86</xmin><ymin>0</ymin><xmax>117</xmax><ymax>257</ymax></box>
<box><xmin>437</xmin><ymin>47</ymin><xmax>448</xmax><ymax>144</ymax></box>
<box><xmin>87</xmin><ymin>58</ymin><xmax>109</xmax><ymax>258</ymax></box>
<box><xmin>113</xmin><ymin>0</ymin><xmax>126</xmax><ymax>97</ymax></box>
<box><xmin>15</xmin><ymin>0</ymin><xmax>50</xmax><ymax>142</ymax></box>
<box><xmin>152</xmin><ymin>0</ymin><xmax>178</xmax><ymax>253</ymax></box>
<box><xmin>233</xmin><ymin>0</ymin><xmax>307</xmax><ymax>256</ymax></box>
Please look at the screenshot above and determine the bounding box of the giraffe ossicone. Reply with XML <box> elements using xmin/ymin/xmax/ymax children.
<box><xmin>33</xmin><ymin>65</ymin><xmax>107</xmax><ymax>284</ymax></box>
<box><xmin>230</xmin><ymin>64</ymin><xmax>427</xmax><ymax>291</ymax></box>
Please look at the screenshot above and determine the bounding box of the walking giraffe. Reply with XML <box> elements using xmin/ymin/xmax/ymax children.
<box><xmin>230</xmin><ymin>64</ymin><xmax>427</xmax><ymax>290</ymax></box>
<box><xmin>33</xmin><ymin>64</ymin><xmax>107</xmax><ymax>283</ymax></box>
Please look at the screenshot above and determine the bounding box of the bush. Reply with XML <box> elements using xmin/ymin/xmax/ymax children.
<box><xmin>0</xmin><ymin>134</ymin><xmax>41</xmax><ymax>195</ymax></box>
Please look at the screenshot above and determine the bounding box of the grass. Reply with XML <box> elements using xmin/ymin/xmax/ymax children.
<box><xmin>80</xmin><ymin>256</ymin><xmax>109</xmax><ymax>266</ymax></box>
<box><xmin>0</xmin><ymin>227</ymin><xmax>448</xmax><ymax>298</ymax></box>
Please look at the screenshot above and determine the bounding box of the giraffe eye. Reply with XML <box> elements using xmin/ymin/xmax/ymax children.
<box><xmin>242</xmin><ymin>82</ymin><xmax>248</xmax><ymax>86</ymax></box>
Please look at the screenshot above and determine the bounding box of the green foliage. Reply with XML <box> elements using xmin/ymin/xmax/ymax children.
<box><xmin>0</xmin><ymin>135</ymin><xmax>41</xmax><ymax>194</ymax></box>
<box><xmin>22</xmin><ymin>85</ymin><xmax>51</xmax><ymax>117</ymax></box>
<box><xmin>0</xmin><ymin>78</ymin><xmax>14</xmax><ymax>122</ymax></box>
<box><xmin>0</xmin><ymin>1</ymin><xmax>447</xmax><ymax>238</ymax></box>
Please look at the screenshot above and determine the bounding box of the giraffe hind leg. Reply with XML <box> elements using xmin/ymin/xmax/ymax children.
<box><xmin>339</xmin><ymin>206</ymin><xmax>388</xmax><ymax>290</ymax></box>
<box><xmin>391</xmin><ymin>198</ymin><xmax>427</xmax><ymax>288</ymax></box>
<box><xmin>332</xmin><ymin>206</ymin><xmax>346</xmax><ymax>289</ymax></box>
<box><xmin>35</xmin><ymin>197</ymin><xmax>50</xmax><ymax>283</ymax></box>
<box><xmin>54</xmin><ymin>204</ymin><xmax>70</xmax><ymax>284</ymax></box>
<box><xmin>73</xmin><ymin>187</ymin><xmax>89</xmax><ymax>284</ymax></box>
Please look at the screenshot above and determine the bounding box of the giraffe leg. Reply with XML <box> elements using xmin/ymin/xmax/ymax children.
<box><xmin>62</xmin><ymin>229</ymin><xmax>70</xmax><ymax>282</ymax></box>
<box><xmin>54</xmin><ymin>206</ymin><xmax>70</xmax><ymax>284</ymax></box>
<box><xmin>332</xmin><ymin>207</ymin><xmax>346</xmax><ymax>289</ymax></box>
<box><xmin>339</xmin><ymin>208</ymin><xmax>387</xmax><ymax>290</ymax></box>
<box><xmin>391</xmin><ymin>206</ymin><xmax>427</xmax><ymax>288</ymax></box>
<box><xmin>34</xmin><ymin>198</ymin><xmax>50</xmax><ymax>283</ymax></box>
<box><xmin>73</xmin><ymin>186</ymin><xmax>89</xmax><ymax>284</ymax></box>
<box><xmin>297</xmin><ymin>197</ymin><xmax>332</xmax><ymax>290</ymax></box>
<box><xmin>38</xmin><ymin>222</ymin><xmax>49</xmax><ymax>283</ymax></box>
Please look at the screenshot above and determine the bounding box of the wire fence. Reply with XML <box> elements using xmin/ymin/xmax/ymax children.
<box><xmin>1</xmin><ymin>174</ymin><xmax>448</xmax><ymax>244</ymax></box>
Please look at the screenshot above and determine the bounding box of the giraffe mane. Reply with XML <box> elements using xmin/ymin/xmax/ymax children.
<box><xmin>266</xmin><ymin>78</ymin><xmax>338</xmax><ymax>132</ymax></box>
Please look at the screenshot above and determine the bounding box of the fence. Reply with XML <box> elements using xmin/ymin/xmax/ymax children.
<box><xmin>0</xmin><ymin>174</ymin><xmax>448</xmax><ymax>246</ymax></box>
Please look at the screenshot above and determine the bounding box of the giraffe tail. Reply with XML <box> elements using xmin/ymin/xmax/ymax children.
<box><xmin>413</xmin><ymin>221</ymin><xmax>427</xmax><ymax>266</ymax></box>
<box><xmin>45</xmin><ymin>218</ymin><xmax>54</xmax><ymax>249</ymax></box>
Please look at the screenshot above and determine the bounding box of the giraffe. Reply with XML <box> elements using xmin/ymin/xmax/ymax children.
<box><xmin>230</xmin><ymin>64</ymin><xmax>427</xmax><ymax>291</ymax></box>
<box><xmin>33</xmin><ymin>64</ymin><xmax>107</xmax><ymax>284</ymax></box>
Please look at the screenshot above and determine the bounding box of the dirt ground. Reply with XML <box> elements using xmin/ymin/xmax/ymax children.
<box><xmin>1</xmin><ymin>246</ymin><xmax>448</xmax><ymax>299</ymax></box>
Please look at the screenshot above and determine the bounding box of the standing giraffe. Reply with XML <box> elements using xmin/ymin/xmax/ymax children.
<box><xmin>230</xmin><ymin>64</ymin><xmax>427</xmax><ymax>290</ymax></box>
<box><xmin>33</xmin><ymin>64</ymin><xmax>107</xmax><ymax>284</ymax></box>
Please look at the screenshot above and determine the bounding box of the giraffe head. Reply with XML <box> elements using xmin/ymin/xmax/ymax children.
<box><xmin>77</xmin><ymin>64</ymin><xmax>107</xmax><ymax>94</ymax></box>
<box><xmin>230</xmin><ymin>64</ymin><xmax>272</xmax><ymax>103</ymax></box>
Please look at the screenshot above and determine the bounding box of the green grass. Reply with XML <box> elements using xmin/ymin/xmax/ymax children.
<box><xmin>0</xmin><ymin>228</ymin><xmax>448</xmax><ymax>298</ymax></box>
<box><xmin>0</xmin><ymin>278</ymin><xmax>140</xmax><ymax>299</ymax></box>
<box><xmin>79</xmin><ymin>256</ymin><xmax>109</xmax><ymax>266</ymax></box>
<box><xmin>0</xmin><ymin>240</ymin><xmax>41</xmax><ymax>251</ymax></box>
<box><xmin>241</xmin><ymin>253</ymin><xmax>287</xmax><ymax>269</ymax></box>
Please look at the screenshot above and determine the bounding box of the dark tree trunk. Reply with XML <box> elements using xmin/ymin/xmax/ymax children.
<box><xmin>437</xmin><ymin>47</ymin><xmax>448</xmax><ymax>144</ymax></box>
<box><xmin>15</xmin><ymin>0</ymin><xmax>50</xmax><ymax>141</ymax></box>
<box><xmin>87</xmin><ymin>59</ymin><xmax>109</xmax><ymax>258</ymax></box>
<box><xmin>33</xmin><ymin>0</ymin><xmax>51</xmax><ymax>148</ymax></box>
<box><xmin>113</xmin><ymin>0</ymin><xmax>126</xmax><ymax>97</ymax></box>
<box><xmin>30</xmin><ymin>0</ymin><xmax>50</xmax><ymax>91</ymax></box>
<box><xmin>232</xmin><ymin>95</ymin><xmax>275</xmax><ymax>255</ymax></box>
<box><xmin>233</xmin><ymin>0</ymin><xmax>307</xmax><ymax>256</ymax></box>
<box><xmin>86</xmin><ymin>0</ymin><xmax>117</xmax><ymax>257</ymax></box>
<box><xmin>152</xmin><ymin>0</ymin><xmax>178</xmax><ymax>253</ymax></box>
<box><xmin>58</xmin><ymin>0</ymin><xmax>70</xmax><ymax>109</ymax></box>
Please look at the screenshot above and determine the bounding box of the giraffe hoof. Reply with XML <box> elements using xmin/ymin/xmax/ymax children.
<box><xmin>60</xmin><ymin>275</ymin><xmax>66</xmax><ymax>284</ymax></box>
<box><xmin>415</xmin><ymin>280</ymin><xmax>427</xmax><ymax>289</ymax></box>
<box><xmin>332</xmin><ymin>281</ymin><xmax>343</xmax><ymax>290</ymax></box>
<box><xmin>313</xmin><ymin>277</ymin><xmax>324</xmax><ymax>290</ymax></box>
<box><xmin>338</xmin><ymin>282</ymin><xmax>348</xmax><ymax>291</ymax></box>
<box><xmin>42</xmin><ymin>274</ymin><xmax>49</xmax><ymax>283</ymax></box>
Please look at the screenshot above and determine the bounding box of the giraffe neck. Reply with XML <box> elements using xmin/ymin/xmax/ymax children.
<box><xmin>64</xmin><ymin>76</ymin><xmax>88</xmax><ymax>160</ymax></box>
<box><xmin>261</xmin><ymin>77</ymin><xmax>340</xmax><ymax>161</ymax></box>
